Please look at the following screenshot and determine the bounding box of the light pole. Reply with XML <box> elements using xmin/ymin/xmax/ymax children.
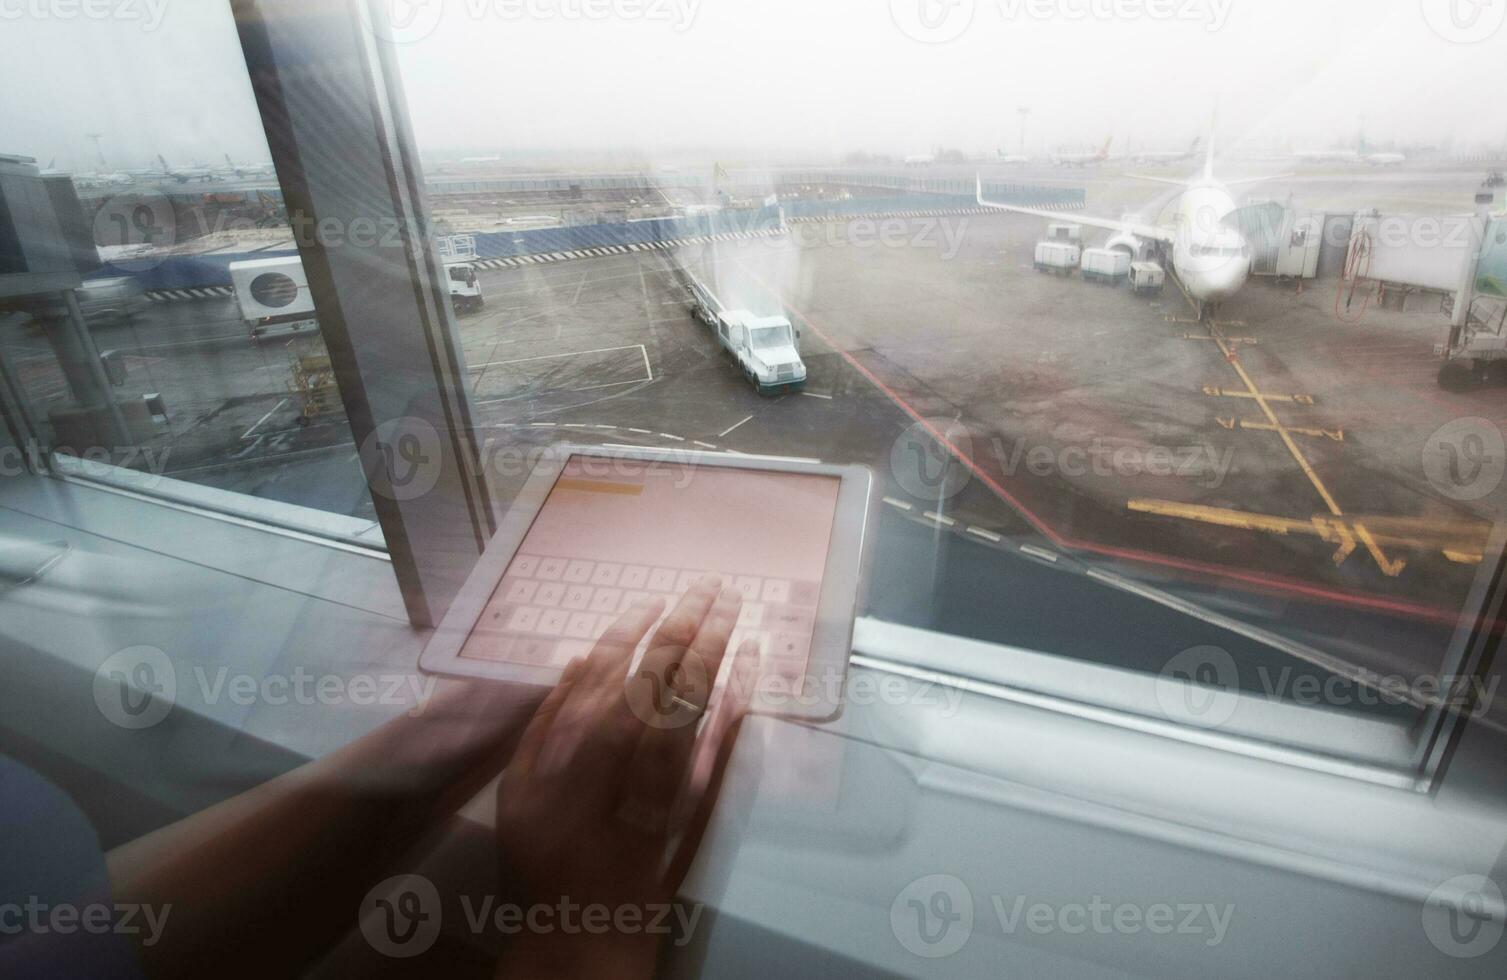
<box><xmin>85</xmin><ymin>133</ymin><xmax>107</xmax><ymax>169</ymax></box>
<box><xmin>1017</xmin><ymin>106</ymin><xmax>1030</xmax><ymax>157</ymax></box>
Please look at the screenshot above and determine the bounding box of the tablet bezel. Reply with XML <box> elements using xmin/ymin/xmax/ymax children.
<box><xmin>419</xmin><ymin>444</ymin><xmax>876</xmax><ymax>722</ymax></box>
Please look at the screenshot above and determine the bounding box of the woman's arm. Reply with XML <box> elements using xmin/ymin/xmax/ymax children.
<box><xmin>106</xmin><ymin>679</ymin><xmax>547</xmax><ymax>979</ymax></box>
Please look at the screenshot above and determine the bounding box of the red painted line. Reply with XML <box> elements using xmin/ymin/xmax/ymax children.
<box><xmin>786</xmin><ymin>300</ymin><xmax>1462</xmax><ymax>626</ymax></box>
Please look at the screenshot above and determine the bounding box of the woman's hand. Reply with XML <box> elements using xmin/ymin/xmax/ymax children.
<box><xmin>495</xmin><ymin>576</ymin><xmax>758</xmax><ymax>977</ymax></box>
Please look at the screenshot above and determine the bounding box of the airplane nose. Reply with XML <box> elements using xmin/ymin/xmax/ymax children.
<box><xmin>1206</xmin><ymin>259</ymin><xmax>1249</xmax><ymax>302</ymax></box>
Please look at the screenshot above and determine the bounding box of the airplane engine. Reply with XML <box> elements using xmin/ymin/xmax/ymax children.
<box><xmin>1106</xmin><ymin>232</ymin><xmax>1147</xmax><ymax>260</ymax></box>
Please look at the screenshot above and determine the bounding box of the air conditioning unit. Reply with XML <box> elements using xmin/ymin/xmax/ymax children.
<box><xmin>229</xmin><ymin>256</ymin><xmax>317</xmax><ymax>321</ymax></box>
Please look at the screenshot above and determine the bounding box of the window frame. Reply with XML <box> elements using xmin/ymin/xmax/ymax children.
<box><xmin>227</xmin><ymin>0</ymin><xmax>498</xmax><ymax>627</ymax></box>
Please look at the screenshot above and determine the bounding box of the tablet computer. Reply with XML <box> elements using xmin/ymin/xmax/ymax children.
<box><xmin>420</xmin><ymin>445</ymin><xmax>876</xmax><ymax>722</ymax></box>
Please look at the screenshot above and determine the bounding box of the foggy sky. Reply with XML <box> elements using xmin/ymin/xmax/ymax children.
<box><xmin>3</xmin><ymin>0</ymin><xmax>1505</xmax><ymax>170</ymax></box>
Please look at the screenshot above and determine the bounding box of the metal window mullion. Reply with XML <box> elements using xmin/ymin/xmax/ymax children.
<box><xmin>359</xmin><ymin>8</ymin><xmax>497</xmax><ymax>539</ymax></box>
<box><xmin>232</xmin><ymin>0</ymin><xmax>492</xmax><ymax>628</ymax></box>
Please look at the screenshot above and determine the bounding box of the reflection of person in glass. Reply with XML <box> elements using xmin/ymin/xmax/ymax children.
<box><xmin>1</xmin><ymin>577</ymin><xmax>754</xmax><ymax>978</ymax></box>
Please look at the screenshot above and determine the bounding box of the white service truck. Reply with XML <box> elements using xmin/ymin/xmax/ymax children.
<box><xmin>684</xmin><ymin>273</ymin><xmax>807</xmax><ymax>394</ymax></box>
<box><xmin>439</xmin><ymin>234</ymin><xmax>485</xmax><ymax>314</ymax></box>
<box><xmin>231</xmin><ymin>236</ymin><xmax>485</xmax><ymax>341</ymax></box>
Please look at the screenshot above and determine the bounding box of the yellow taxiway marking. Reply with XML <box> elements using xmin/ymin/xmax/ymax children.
<box><xmin>1164</xmin><ymin>274</ymin><xmax>1405</xmax><ymax>575</ymax></box>
<box><xmin>1353</xmin><ymin>522</ymin><xmax>1408</xmax><ymax>578</ymax></box>
<box><xmin>1216</xmin><ymin>417</ymin><xmax>1344</xmax><ymax>442</ymax></box>
<box><xmin>1204</xmin><ymin>321</ymin><xmax>1349</xmax><ymax>520</ymax></box>
<box><xmin>1128</xmin><ymin>499</ymin><xmax>1487</xmax><ymax>573</ymax></box>
<box><xmin>1168</xmin><ymin>318</ymin><xmax>1248</xmax><ymax>328</ymax></box>
<box><xmin>1182</xmin><ymin>333</ymin><xmax>1259</xmax><ymax>346</ymax></box>
<box><xmin>1203</xmin><ymin>386</ymin><xmax>1316</xmax><ymax>405</ymax></box>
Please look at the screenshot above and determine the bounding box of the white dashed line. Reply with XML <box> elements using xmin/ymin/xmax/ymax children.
<box><xmin>659</xmin><ymin>433</ymin><xmax>685</xmax><ymax>442</ymax></box>
<box><xmin>1020</xmin><ymin>545</ymin><xmax>1060</xmax><ymax>563</ymax></box>
<box><xmin>966</xmin><ymin>527</ymin><xmax>1003</xmax><ymax>543</ymax></box>
<box><xmin>241</xmin><ymin>398</ymin><xmax>288</xmax><ymax>441</ymax></box>
<box><xmin>718</xmin><ymin>415</ymin><xmax>754</xmax><ymax>438</ymax></box>
<box><xmin>693</xmin><ymin>441</ymin><xmax>718</xmax><ymax>450</ymax></box>
<box><xmin>627</xmin><ymin>428</ymin><xmax>653</xmax><ymax>435</ymax></box>
<box><xmin>882</xmin><ymin>497</ymin><xmax>914</xmax><ymax>511</ymax></box>
<box><xmin>923</xmin><ymin>512</ymin><xmax>956</xmax><ymax>528</ymax></box>
<box><xmin>801</xmin><ymin>392</ymin><xmax>833</xmax><ymax>400</ymax></box>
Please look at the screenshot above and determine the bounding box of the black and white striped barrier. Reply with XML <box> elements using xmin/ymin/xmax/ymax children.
<box><xmin>470</xmin><ymin>227</ymin><xmax>787</xmax><ymax>270</ymax></box>
<box><xmin>142</xmin><ymin>229</ymin><xmax>789</xmax><ymax>302</ymax></box>
<box><xmin>784</xmin><ymin>203</ymin><xmax>1086</xmax><ymax>224</ymax></box>
<box><xmin>144</xmin><ymin>285</ymin><xmax>236</xmax><ymax>303</ymax></box>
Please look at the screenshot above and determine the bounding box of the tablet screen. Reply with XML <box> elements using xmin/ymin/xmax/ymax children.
<box><xmin>461</xmin><ymin>454</ymin><xmax>842</xmax><ymax>684</ymax></box>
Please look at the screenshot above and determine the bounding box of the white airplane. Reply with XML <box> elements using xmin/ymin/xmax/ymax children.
<box><xmin>977</xmin><ymin>136</ymin><xmax>1290</xmax><ymax>317</ymax></box>
<box><xmin>39</xmin><ymin>158</ymin><xmax>134</xmax><ymax>186</ymax></box>
<box><xmin>1129</xmin><ymin>136</ymin><xmax>1202</xmax><ymax>165</ymax></box>
<box><xmin>996</xmin><ymin>151</ymin><xmax>1031</xmax><ymax>165</ymax></box>
<box><xmin>1293</xmin><ymin>146</ymin><xmax>1360</xmax><ymax>164</ymax></box>
<box><xmin>904</xmin><ymin>153</ymin><xmax>937</xmax><ymax>167</ymax></box>
<box><xmin>155</xmin><ymin>155</ymin><xmax>218</xmax><ymax>183</ymax></box>
<box><xmin>1293</xmin><ymin>142</ymin><xmax>1406</xmax><ymax>167</ymax></box>
<box><xmin>222</xmin><ymin>155</ymin><xmax>276</xmax><ymax>178</ymax></box>
<box><xmin>1050</xmin><ymin>137</ymin><xmax>1113</xmax><ymax>168</ymax></box>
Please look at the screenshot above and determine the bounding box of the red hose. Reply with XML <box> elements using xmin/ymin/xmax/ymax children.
<box><xmin>1334</xmin><ymin>230</ymin><xmax>1375</xmax><ymax>323</ymax></box>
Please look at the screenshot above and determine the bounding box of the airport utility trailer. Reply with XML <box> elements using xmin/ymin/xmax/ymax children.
<box><xmin>682</xmin><ymin>271</ymin><xmax>807</xmax><ymax>394</ymax></box>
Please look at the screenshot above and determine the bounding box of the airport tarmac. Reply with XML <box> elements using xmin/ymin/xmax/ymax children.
<box><xmin>11</xmin><ymin>163</ymin><xmax>1504</xmax><ymax>688</ymax></box>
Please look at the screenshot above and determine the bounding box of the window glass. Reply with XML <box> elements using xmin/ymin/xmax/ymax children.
<box><xmin>0</xmin><ymin>5</ymin><xmax>378</xmax><ymax>533</ymax></box>
<box><xmin>7</xmin><ymin>1</ymin><xmax>1505</xmax><ymax>759</ymax></box>
<box><xmin>381</xmin><ymin>0</ymin><xmax>1507</xmax><ymax>754</ymax></box>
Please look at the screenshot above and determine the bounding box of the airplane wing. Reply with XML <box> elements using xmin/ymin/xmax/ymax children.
<box><xmin>1125</xmin><ymin>174</ymin><xmax>1188</xmax><ymax>187</ymax></box>
<box><xmin>976</xmin><ymin>176</ymin><xmax>1174</xmax><ymax>244</ymax></box>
